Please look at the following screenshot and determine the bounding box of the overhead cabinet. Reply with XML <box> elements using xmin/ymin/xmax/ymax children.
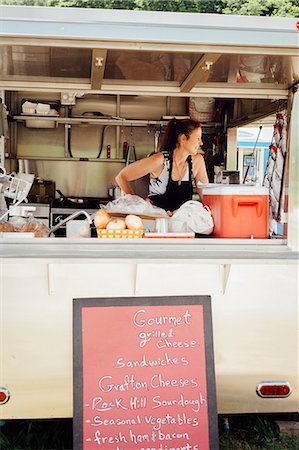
<box><xmin>1</xmin><ymin>7</ymin><xmax>298</xmax><ymax>98</ymax></box>
<box><xmin>0</xmin><ymin>44</ymin><xmax>295</xmax><ymax>98</ymax></box>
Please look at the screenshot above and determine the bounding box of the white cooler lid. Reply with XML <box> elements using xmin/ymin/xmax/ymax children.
<box><xmin>201</xmin><ymin>184</ymin><xmax>269</xmax><ymax>195</ymax></box>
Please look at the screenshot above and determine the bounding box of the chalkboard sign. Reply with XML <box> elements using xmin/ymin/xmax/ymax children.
<box><xmin>73</xmin><ymin>296</ymin><xmax>218</xmax><ymax>450</ymax></box>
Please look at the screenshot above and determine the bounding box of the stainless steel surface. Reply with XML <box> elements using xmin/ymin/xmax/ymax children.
<box><xmin>14</xmin><ymin>104</ymin><xmax>160</xmax><ymax>198</ymax></box>
<box><xmin>8</xmin><ymin>202</ymin><xmax>50</xmax><ymax>227</ymax></box>
<box><xmin>18</xmin><ymin>160</ymin><xmax>125</xmax><ymax>198</ymax></box>
<box><xmin>18</xmin><ymin>159</ymin><xmax>37</xmax><ymax>174</ymax></box>
<box><xmin>9</xmin><ymin>202</ymin><xmax>49</xmax><ymax>217</ymax></box>
<box><xmin>51</xmin><ymin>207</ymin><xmax>97</xmax><ymax>215</ymax></box>
<box><xmin>14</xmin><ymin>117</ymin><xmax>172</xmax><ymax>126</ymax></box>
<box><xmin>73</xmin><ymin>96</ymin><xmax>178</xmax><ymax>121</ymax></box>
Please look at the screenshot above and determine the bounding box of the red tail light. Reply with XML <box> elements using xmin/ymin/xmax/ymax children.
<box><xmin>0</xmin><ymin>387</ymin><xmax>10</xmax><ymax>405</ymax></box>
<box><xmin>256</xmin><ymin>381</ymin><xmax>292</xmax><ymax>398</ymax></box>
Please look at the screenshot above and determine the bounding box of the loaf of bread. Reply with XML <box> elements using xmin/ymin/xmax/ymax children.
<box><xmin>0</xmin><ymin>221</ymin><xmax>15</xmax><ymax>232</ymax></box>
<box><xmin>18</xmin><ymin>221</ymin><xmax>49</xmax><ymax>237</ymax></box>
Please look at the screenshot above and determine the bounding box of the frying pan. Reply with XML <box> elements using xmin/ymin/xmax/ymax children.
<box><xmin>56</xmin><ymin>189</ymin><xmax>86</xmax><ymax>204</ymax></box>
<box><xmin>55</xmin><ymin>190</ymin><xmax>108</xmax><ymax>208</ymax></box>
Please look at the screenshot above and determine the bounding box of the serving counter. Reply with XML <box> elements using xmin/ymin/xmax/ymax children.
<box><xmin>0</xmin><ymin>237</ymin><xmax>297</xmax><ymax>261</ymax></box>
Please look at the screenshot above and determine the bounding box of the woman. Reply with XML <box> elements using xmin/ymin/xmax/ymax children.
<box><xmin>115</xmin><ymin>118</ymin><xmax>209</xmax><ymax>212</ymax></box>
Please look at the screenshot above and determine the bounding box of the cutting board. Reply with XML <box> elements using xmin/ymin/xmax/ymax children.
<box><xmin>97</xmin><ymin>210</ymin><xmax>169</xmax><ymax>220</ymax></box>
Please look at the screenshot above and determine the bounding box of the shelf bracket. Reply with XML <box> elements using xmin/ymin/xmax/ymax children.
<box><xmin>180</xmin><ymin>53</ymin><xmax>221</xmax><ymax>93</ymax></box>
<box><xmin>91</xmin><ymin>49</ymin><xmax>107</xmax><ymax>90</ymax></box>
<box><xmin>220</xmin><ymin>263</ymin><xmax>231</xmax><ymax>294</ymax></box>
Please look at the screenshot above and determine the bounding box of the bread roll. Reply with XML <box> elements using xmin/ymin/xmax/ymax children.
<box><xmin>125</xmin><ymin>214</ymin><xmax>144</xmax><ymax>230</ymax></box>
<box><xmin>94</xmin><ymin>209</ymin><xmax>111</xmax><ymax>229</ymax></box>
<box><xmin>0</xmin><ymin>221</ymin><xmax>14</xmax><ymax>232</ymax></box>
<box><xmin>106</xmin><ymin>219</ymin><xmax>126</xmax><ymax>230</ymax></box>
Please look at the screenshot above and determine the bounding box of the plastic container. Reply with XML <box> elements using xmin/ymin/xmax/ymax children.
<box><xmin>36</xmin><ymin>103</ymin><xmax>51</xmax><ymax>115</ymax></box>
<box><xmin>22</xmin><ymin>101</ymin><xmax>37</xmax><ymax>114</ymax></box>
<box><xmin>202</xmin><ymin>185</ymin><xmax>269</xmax><ymax>238</ymax></box>
<box><xmin>66</xmin><ymin>220</ymin><xmax>91</xmax><ymax>238</ymax></box>
<box><xmin>155</xmin><ymin>218</ymin><xmax>168</xmax><ymax>233</ymax></box>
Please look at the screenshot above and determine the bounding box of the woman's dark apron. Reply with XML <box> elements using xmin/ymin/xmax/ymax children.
<box><xmin>149</xmin><ymin>154</ymin><xmax>193</xmax><ymax>211</ymax></box>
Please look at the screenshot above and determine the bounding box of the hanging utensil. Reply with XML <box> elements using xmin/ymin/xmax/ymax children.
<box><xmin>154</xmin><ymin>129</ymin><xmax>160</xmax><ymax>153</ymax></box>
<box><xmin>122</xmin><ymin>141</ymin><xmax>128</xmax><ymax>160</ymax></box>
<box><xmin>125</xmin><ymin>128</ymin><xmax>137</xmax><ymax>166</ymax></box>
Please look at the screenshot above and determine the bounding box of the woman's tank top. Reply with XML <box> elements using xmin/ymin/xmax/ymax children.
<box><xmin>148</xmin><ymin>151</ymin><xmax>193</xmax><ymax>211</ymax></box>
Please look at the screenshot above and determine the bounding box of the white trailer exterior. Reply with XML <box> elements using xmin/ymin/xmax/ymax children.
<box><xmin>0</xmin><ymin>6</ymin><xmax>298</xmax><ymax>419</ymax></box>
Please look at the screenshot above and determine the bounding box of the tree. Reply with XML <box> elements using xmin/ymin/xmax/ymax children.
<box><xmin>47</xmin><ymin>0</ymin><xmax>136</xmax><ymax>8</ymax></box>
<box><xmin>134</xmin><ymin>0</ymin><xmax>224</xmax><ymax>13</ymax></box>
<box><xmin>222</xmin><ymin>0</ymin><xmax>299</xmax><ymax>17</ymax></box>
<box><xmin>0</xmin><ymin>0</ymin><xmax>298</xmax><ymax>16</ymax></box>
<box><xmin>0</xmin><ymin>0</ymin><xmax>224</xmax><ymax>11</ymax></box>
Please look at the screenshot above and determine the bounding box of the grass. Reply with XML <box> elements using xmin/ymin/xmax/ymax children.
<box><xmin>219</xmin><ymin>415</ymin><xmax>299</xmax><ymax>450</ymax></box>
<box><xmin>0</xmin><ymin>415</ymin><xmax>298</xmax><ymax>449</ymax></box>
<box><xmin>0</xmin><ymin>419</ymin><xmax>73</xmax><ymax>450</ymax></box>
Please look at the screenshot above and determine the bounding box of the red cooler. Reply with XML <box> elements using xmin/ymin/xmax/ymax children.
<box><xmin>202</xmin><ymin>185</ymin><xmax>269</xmax><ymax>238</ymax></box>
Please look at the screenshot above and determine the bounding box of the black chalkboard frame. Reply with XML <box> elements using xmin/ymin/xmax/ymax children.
<box><xmin>73</xmin><ymin>295</ymin><xmax>219</xmax><ymax>450</ymax></box>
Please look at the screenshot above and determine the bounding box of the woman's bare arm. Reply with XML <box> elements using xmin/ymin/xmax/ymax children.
<box><xmin>192</xmin><ymin>153</ymin><xmax>209</xmax><ymax>200</ymax></box>
<box><xmin>115</xmin><ymin>153</ymin><xmax>164</xmax><ymax>195</ymax></box>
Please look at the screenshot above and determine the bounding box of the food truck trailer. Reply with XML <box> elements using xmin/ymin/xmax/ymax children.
<box><xmin>0</xmin><ymin>5</ymin><xmax>298</xmax><ymax>420</ymax></box>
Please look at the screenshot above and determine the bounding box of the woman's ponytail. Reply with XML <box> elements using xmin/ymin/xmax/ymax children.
<box><xmin>160</xmin><ymin>118</ymin><xmax>178</xmax><ymax>153</ymax></box>
<box><xmin>160</xmin><ymin>118</ymin><xmax>201</xmax><ymax>153</ymax></box>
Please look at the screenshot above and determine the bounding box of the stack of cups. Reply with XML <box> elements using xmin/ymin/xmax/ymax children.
<box><xmin>155</xmin><ymin>218</ymin><xmax>168</xmax><ymax>233</ymax></box>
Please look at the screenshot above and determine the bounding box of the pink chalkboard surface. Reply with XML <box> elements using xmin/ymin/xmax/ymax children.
<box><xmin>73</xmin><ymin>296</ymin><xmax>218</xmax><ymax>450</ymax></box>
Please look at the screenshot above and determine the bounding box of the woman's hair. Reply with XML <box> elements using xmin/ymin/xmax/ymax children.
<box><xmin>160</xmin><ymin>118</ymin><xmax>201</xmax><ymax>153</ymax></box>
